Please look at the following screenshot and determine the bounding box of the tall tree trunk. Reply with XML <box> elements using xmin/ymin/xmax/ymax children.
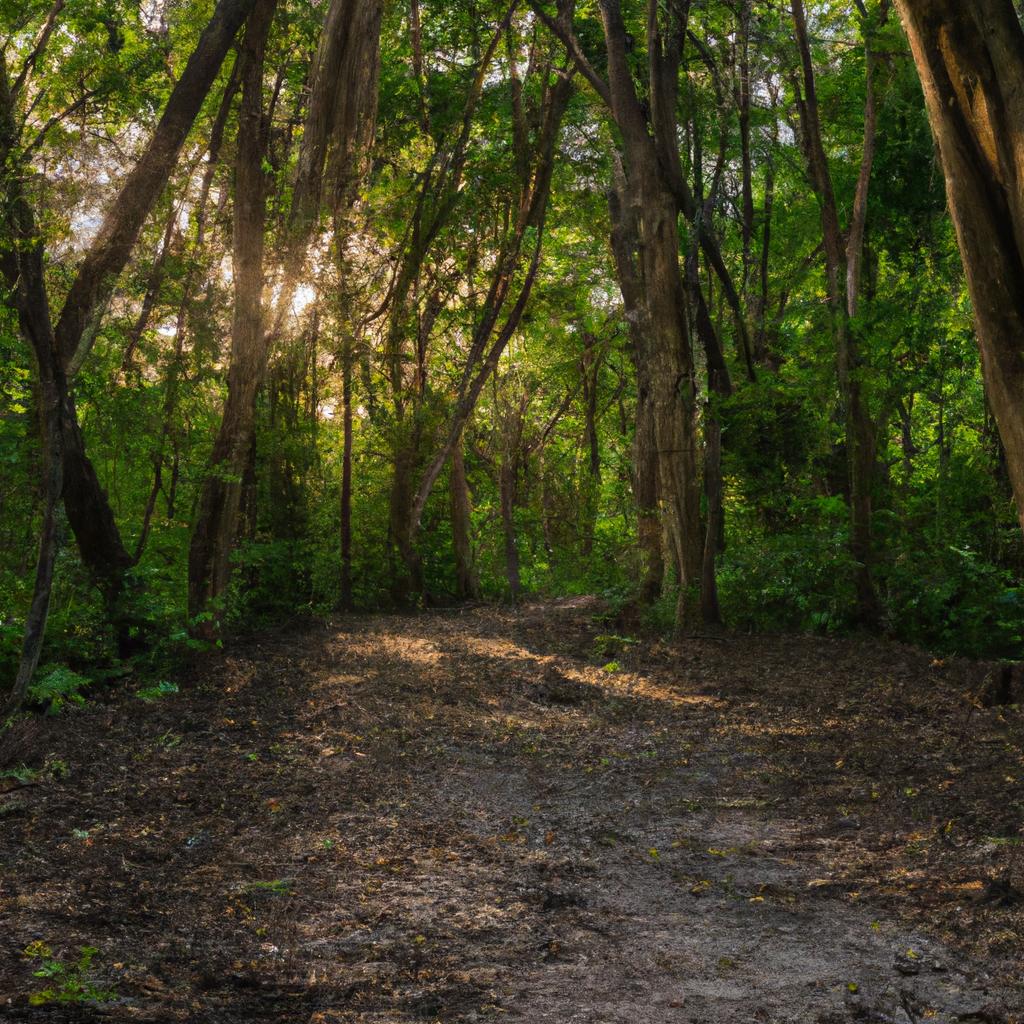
<box><xmin>3</xmin><ymin>0</ymin><xmax>254</xmax><ymax>671</ymax></box>
<box><xmin>688</xmin><ymin>253</ymin><xmax>733</xmax><ymax>626</ymax></box>
<box><xmin>450</xmin><ymin>428</ymin><xmax>479</xmax><ymax>600</ymax></box>
<box><xmin>499</xmin><ymin>459</ymin><xmax>521</xmax><ymax>603</ymax></box>
<box><xmin>0</xmin><ymin>61</ymin><xmax>64</xmax><ymax>711</ymax></box>
<box><xmin>535</xmin><ymin>0</ymin><xmax>703</xmax><ymax>627</ymax></box>
<box><xmin>642</xmin><ymin>187</ymin><xmax>703</xmax><ymax>626</ymax></box>
<box><xmin>340</xmin><ymin>327</ymin><xmax>354</xmax><ymax>611</ymax></box>
<box><xmin>608</xmin><ymin>163</ymin><xmax>662</xmax><ymax>602</ymax></box>
<box><xmin>579</xmin><ymin>331</ymin><xmax>603</xmax><ymax>557</ymax></box>
<box><xmin>791</xmin><ymin>0</ymin><xmax>881</xmax><ymax>626</ymax></box>
<box><xmin>388</xmin><ymin>438</ymin><xmax>424</xmax><ymax>606</ymax></box>
<box><xmin>1</xmin><ymin>254</ymin><xmax>63</xmax><ymax>714</ymax></box>
<box><xmin>896</xmin><ymin>0</ymin><xmax>1024</xmax><ymax>535</ymax></box>
<box><xmin>187</xmin><ymin>0</ymin><xmax>276</xmax><ymax>632</ymax></box>
<box><xmin>634</xmin><ymin>370</ymin><xmax>663</xmax><ymax>603</ymax></box>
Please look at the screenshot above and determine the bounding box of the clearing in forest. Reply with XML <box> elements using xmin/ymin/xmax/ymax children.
<box><xmin>1</xmin><ymin>599</ymin><xmax>1022</xmax><ymax>1023</ymax></box>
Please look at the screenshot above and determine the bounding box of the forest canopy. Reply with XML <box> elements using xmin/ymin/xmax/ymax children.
<box><xmin>2</xmin><ymin>0</ymin><xmax>1024</xmax><ymax>709</ymax></box>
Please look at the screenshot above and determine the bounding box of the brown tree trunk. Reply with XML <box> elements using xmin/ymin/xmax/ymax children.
<box><xmin>634</xmin><ymin>373</ymin><xmax>664</xmax><ymax>603</ymax></box>
<box><xmin>187</xmin><ymin>0</ymin><xmax>276</xmax><ymax>632</ymax></box>
<box><xmin>896</xmin><ymin>0</ymin><xmax>1024</xmax><ymax>535</ymax></box>
<box><xmin>1</xmin><ymin>246</ymin><xmax>63</xmax><ymax>714</ymax></box>
<box><xmin>539</xmin><ymin>0</ymin><xmax>703</xmax><ymax>628</ymax></box>
<box><xmin>340</xmin><ymin>328</ymin><xmax>354</xmax><ymax>611</ymax></box>
<box><xmin>499</xmin><ymin>459</ymin><xmax>521</xmax><ymax>603</ymax></box>
<box><xmin>55</xmin><ymin>0</ymin><xmax>260</xmax><ymax>375</ymax></box>
<box><xmin>60</xmin><ymin>396</ymin><xmax>134</xmax><ymax>602</ymax></box>
<box><xmin>688</xmin><ymin>251</ymin><xmax>733</xmax><ymax>626</ymax></box>
<box><xmin>579</xmin><ymin>331</ymin><xmax>603</xmax><ymax>557</ymax></box>
<box><xmin>642</xmin><ymin>187</ymin><xmax>703</xmax><ymax>627</ymax></box>
<box><xmin>450</xmin><ymin>429</ymin><xmax>479</xmax><ymax>600</ymax></box>
<box><xmin>388</xmin><ymin>439</ymin><xmax>424</xmax><ymax>606</ymax></box>
<box><xmin>0</xmin><ymin>62</ymin><xmax>64</xmax><ymax>710</ymax></box>
<box><xmin>608</xmin><ymin>163</ymin><xmax>662</xmax><ymax>603</ymax></box>
<box><xmin>792</xmin><ymin>0</ymin><xmax>881</xmax><ymax>626</ymax></box>
<box><xmin>404</xmin><ymin>69</ymin><xmax>572</xmax><ymax>567</ymax></box>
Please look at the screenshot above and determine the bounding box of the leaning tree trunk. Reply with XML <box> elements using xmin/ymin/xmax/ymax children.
<box><xmin>3</xmin><ymin>0</ymin><xmax>256</xmax><ymax>671</ymax></box>
<box><xmin>896</xmin><ymin>0</ymin><xmax>1024</xmax><ymax>535</ymax></box>
<box><xmin>54</xmin><ymin>0</ymin><xmax>261</xmax><ymax>374</ymax></box>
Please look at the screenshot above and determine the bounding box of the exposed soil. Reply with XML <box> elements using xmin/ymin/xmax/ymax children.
<box><xmin>1</xmin><ymin>599</ymin><xmax>1023</xmax><ymax>1023</ymax></box>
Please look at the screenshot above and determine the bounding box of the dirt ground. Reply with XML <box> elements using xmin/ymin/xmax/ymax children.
<box><xmin>1</xmin><ymin>598</ymin><xmax>1022</xmax><ymax>1023</ymax></box>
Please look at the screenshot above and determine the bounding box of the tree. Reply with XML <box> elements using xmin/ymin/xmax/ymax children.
<box><xmin>896</xmin><ymin>0</ymin><xmax>1024</xmax><ymax>536</ymax></box>
<box><xmin>187</xmin><ymin>0</ymin><xmax>384</xmax><ymax>631</ymax></box>
<box><xmin>2</xmin><ymin>0</ymin><xmax>259</xmax><ymax>706</ymax></box>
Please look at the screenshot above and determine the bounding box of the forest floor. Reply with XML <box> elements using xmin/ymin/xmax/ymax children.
<box><xmin>1</xmin><ymin>599</ymin><xmax>1023</xmax><ymax>1023</ymax></box>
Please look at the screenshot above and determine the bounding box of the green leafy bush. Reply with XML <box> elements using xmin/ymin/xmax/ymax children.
<box><xmin>27</xmin><ymin>666</ymin><xmax>92</xmax><ymax>715</ymax></box>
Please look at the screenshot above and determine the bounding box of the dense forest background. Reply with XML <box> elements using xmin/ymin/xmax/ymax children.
<box><xmin>2</xmin><ymin>0</ymin><xmax>1023</xmax><ymax>709</ymax></box>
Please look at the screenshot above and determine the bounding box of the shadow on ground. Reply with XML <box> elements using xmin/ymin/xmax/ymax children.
<box><xmin>1</xmin><ymin>599</ymin><xmax>1022</xmax><ymax>1022</ymax></box>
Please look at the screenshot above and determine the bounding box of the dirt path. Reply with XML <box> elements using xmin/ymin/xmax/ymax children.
<box><xmin>1</xmin><ymin>600</ymin><xmax>1022</xmax><ymax>1022</ymax></box>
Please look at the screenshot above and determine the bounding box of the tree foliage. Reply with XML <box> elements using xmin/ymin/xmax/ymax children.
<box><xmin>2</xmin><ymin>0</ymin><xmax>1023</xmax><ymax>706</ymax></box>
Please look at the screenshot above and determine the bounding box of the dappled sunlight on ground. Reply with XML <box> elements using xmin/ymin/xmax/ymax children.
<box><xmin>0</xmin><ymin>603</ymin><xmax>1021</xmax><ymax>1022</ymax></box>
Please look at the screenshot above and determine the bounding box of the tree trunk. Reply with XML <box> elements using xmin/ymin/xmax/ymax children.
<box><xmin>634</xmin><ymin>371</ymin><xmax>663</xmax><ymax>603</ymax></box>
<box><xmin>340</xmin><ymin>328</ymin><xmax>354</xmax><ymax>611</ymax></box>
<box><xmin>388</xmin><ymin>438</ymin><xmax>423</xmax><ymax>606</ymax></box>
<box><xmin>450</xmin><ymin>429</ymin><xmax>479</xmax><ymax>600</ymax></box>
<box><xmin>187</xmin><ymin>0</ymin><xmax>276</xmax><ymax>633</ymax></box>
<box><xmin>688</xmin><ymin>253</ymin><xmax>733</xmax><ymax>626</ymax></box>
<box><xmin>896</xmin><ymin>0</ymin><xmax>1024</xmax><ymax>535</ymax></box>
<box><xmin>579</xmin><ymin>331</ymin><xmax>603</xmax><ymax>558</ymax></box>
<box><xmin>1</xmin><ymin>248</ymin><xmax>63</xmax><ymax>714</ymax></box>
<box><xmin>60</xmin><ymin>396</ymin><xmax>134</xmax><ymax>606</ymax></box>
<box><xmin>608</xmin><ymin>163</ymin><xmax>663</xmax><ymax>603</ymax></box>
<box><xmin>641</xmin><ymin>186</ymin><xmax>703</xmax><ymax>627</ymax></box>
<box><xmin>55</xmin><ymin>0</ymin><xmax>260</xmax><ymax>375</ymax></box>
<box><xmin>792</xmin><ymin>0</ymin><xmax>881</xmax><ymax>626</ymax></box>
<box><xmin>500</xmin><ymin>459</ymin><xmax>521</xmax><ymax>602</ymax></box>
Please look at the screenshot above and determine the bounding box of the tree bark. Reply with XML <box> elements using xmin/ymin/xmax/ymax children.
<box><xmin>340</xmin><ymin>326</ymin><xmax>355</xmax><ymax>611</ymax></box>
<box><xmin>579</xmin><ymin>331</ymin><xmax>603</xmax><ymax>557</ymax></box>
<box><xmin>688</xmin><ymin>249</ymin><xmax>733</xmax><ymax>625</ymax></box>
<box><xmin>0</xmin><ymin>61</ymin><xmax>64</xmax><ymax>711</ymax></box>
<box><xmin>188</xmin><ymin>0</ymin><xmax>276</xmax><ymax>631</ymax></box>
<box><xmin>500</xmin><ymin>458</ymin><xmax>521</xmax><ymax>602</ymax></box>
<box><xmin>450</xmin><ymin>429</ymin><xmax>479</xmax><ymax>600</ymax></box>
<box><xmin>55</xmin><ymin>0</ymin><xmax>260</xmax><ymax>376</ymax></box>
<box><xmin>403</xmin><ymin>68</ymin><xmax>573</xmax><ymax>577</ymax></box>
<box><xmin>551</xmin><ymin>0</ymin><xmax>703</xmax><ymax>627</ymax></box>
<box><xmin>0</xmin><ymin>240</ymin><xmax>63</xmax><ymax>714</ymax></box>
<box><xmin>791</xmin><ymin>0</ymin><xmax>881</xmax><ymax>626</ymax></box>
<box><xmin>608</xmin><ymin>163</ymin><xmax>662</xmax><ymax>603</ymax></box>
<box><xmin>896</xmin><ymin>0</ymin><xmax>1024</xmax><ymax>535</ymax></box>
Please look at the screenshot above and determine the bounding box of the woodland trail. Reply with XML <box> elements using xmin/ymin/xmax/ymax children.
<box><xmin>1</xmin><ymin>599</ymin><xmax>1022</xmax><ymax>1023</ymax></box>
